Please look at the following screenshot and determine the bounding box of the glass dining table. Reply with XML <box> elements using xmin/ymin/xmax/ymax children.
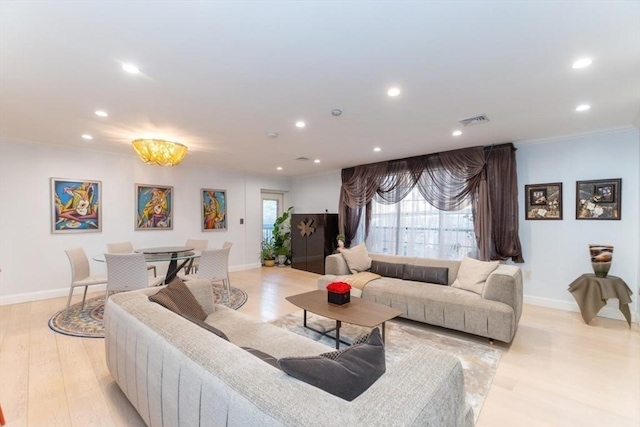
<box><xmin>94</xmin><ymin>246</ymin><xmax>200</xmax><ymax>284</ymax></box>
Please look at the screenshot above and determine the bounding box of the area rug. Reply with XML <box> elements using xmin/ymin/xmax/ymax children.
<box><xmin>270</xmin><ymin>311</ymin><xmax>501</xmax><ymax>422</ymax></box>
<box><xmin>48</xmin><ymin>284</ymin><xmax>248</xmax><ymax>339</ymax></box>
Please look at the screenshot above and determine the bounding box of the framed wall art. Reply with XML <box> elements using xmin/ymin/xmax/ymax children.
<box><xmin>524</xmin><ymin>182</ymin><xmax>562</xmax><ymax>220</ymax></box>
<box><xmin>576</xmin><ymin>178</ymin><xmax>622</xmax><ymax>220</ymax></box>
<box><xmin>51</xmin><ymin>178</ymin><xmax>102</xmax><ymax>233</ymax></box>
<box><xmin>135</xmin><ymin>184</ymin><xmax>173</xmax><ymax>230</ymax></box>
<box><xmin>201</xmin><ymin>188</ymin><xmax>227</xmax><ymax>231</ymax></box>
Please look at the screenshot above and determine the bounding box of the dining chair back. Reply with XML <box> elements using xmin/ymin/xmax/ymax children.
<box><xmin>222</xmin><ymin>241</ymin><xmax>233</xmax><ymax>249</ymax></box>
<box><xmin>106</xmin><ymin>241</ymin><xmax>156</xmax><ymax>277</ymax></box>
<box><xmin>183</xmin><ymin>247</ymin><xmax>232</xmax><ymax>296</ymax></box>
<box><xmin>64</xmin><ymin>248</ymin><xmax>108</xmax><ymax>318</ymax></box>
<box><xmin>105</xmin><ymin>253</ymin><xmax>164</xmax><ymax>299</ymax></box>
<box><xmin>183</xmin><ymin>239</ymin><xmax>209</xmax><ymax>274</ymax></box>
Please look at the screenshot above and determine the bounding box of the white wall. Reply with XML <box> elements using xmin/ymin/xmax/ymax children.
<box><xmin>290</xmin><ymin>170</ymin><xmax>342</xmax><ymax>213</ymax></box>
<box><xmin>0</xmin><ymin>140</ymin><xmax>291</xmax><ymax>304</ymax></box>
<box><xmin>516</xmin><ymin>128</ymin><xmax>639</xmax><ymax>320</ymax></box>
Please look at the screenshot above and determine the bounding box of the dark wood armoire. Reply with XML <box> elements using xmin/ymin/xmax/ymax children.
<box><xmin>291</xmin><ymin>213</ymin><xmax>339</xmax><ymax>274</ymax></box>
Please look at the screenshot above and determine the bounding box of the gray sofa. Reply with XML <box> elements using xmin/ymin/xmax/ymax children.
<box><xmin>318</xmin><ymin>253</ymin><xmax>523</xmax><ymax>343</ymax></box>
<box><xmin>104</xmin><ymin>280</ymin><xmax>474</xmax><ymax>426</ymax></box>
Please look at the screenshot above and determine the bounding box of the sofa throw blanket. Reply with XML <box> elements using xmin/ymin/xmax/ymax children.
<box><xmin>339</xmin><ymin>272</ymin><xmax>381</xmax><ymax>291</ymax></box>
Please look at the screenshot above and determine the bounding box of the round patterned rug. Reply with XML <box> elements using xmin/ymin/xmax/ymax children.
<box><xmin>48</xmin><ymin>284</ymin><xmax>248</xmax><ymax>338</ymax></box>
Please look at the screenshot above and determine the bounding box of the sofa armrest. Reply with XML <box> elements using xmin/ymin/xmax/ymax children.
<box><xmin>482</xmin><ymin>265</ymin><xmax>523</xmax><ymax>322</ymax></box>
<box><xmin>325</xmin><ymin>253</ymin><xmax>351</xmax><ymax>276</ymax></box>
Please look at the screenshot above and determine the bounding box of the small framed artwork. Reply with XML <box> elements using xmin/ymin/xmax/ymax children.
<box><xmin>51</xmin><ymin>178</ymin><xmax>102</xmax><ymax>233</ymax></box>
<box><xmin>524</xmin><ymin>182</ymin><xmax>562</xmax><ymax>220</ymax></box>
<box><xmin>201</xmin><ymin>188</ymin><xmax>227</xmax><ymax>231</ymax></box>
<box><xmin>576</xmin><ymin>178</ymin><xmax>622</xmax><ymax>220</ymax></box>
<box><xmin>135</xmin><ymin>184</ymin><xmax>173</xmax><ymax>230</ymax></box>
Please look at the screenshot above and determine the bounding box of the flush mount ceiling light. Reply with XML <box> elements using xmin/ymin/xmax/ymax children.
<box><xmin>575</xmin><ymin>104</ymin><xmax>591</xmax><ymax>112</ymax></box>
<box><xmin>572</xmin><ymin>58</ymin><xmax>593</xmax><ymax>69</ymax></box>
<box><xmin>452</xmin><ymin>130</ymin><xmax>462</xmax><ymax>136</ymax></box>
<box><xmin>131</xmin><ymin>138</ymin><xmax>188</xmax><ymax>166</ymax></box>
<box><xmin>295</xmin><ymin>121</ymin><xmax>306</xmax><ymax>128</ymax></box>
<box><xmin>95</xmin><ymin>110</ymin><xmax>108</xmax><ymax>117</ymax></box>
<box><xmin>122</xmin><ymin>63</ymin><xmax>140</xmax><ymax>74</ymax></box>
<box><xmin>387</xmin><ymin>87</ymin><xmax>401</xmax><ymax>97</ymax></box>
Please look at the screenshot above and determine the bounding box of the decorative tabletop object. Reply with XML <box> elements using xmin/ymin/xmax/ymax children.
<box><xmin>589</xmin><ymin>244</ymin><xmax>614</xmax><ymax>278</ymax></box>
<box><xmin>326</xmin><ymin>281</ymin><xmax>352</xmax><ymax>305</ymax></box>
<box><xmin>337</xmin><ymin>233</ymin><xmax>346</xmax><ymax>249</ymax></box>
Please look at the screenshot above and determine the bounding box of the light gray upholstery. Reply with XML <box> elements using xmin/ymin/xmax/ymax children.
<box><xmin>320</xmin><ymin>253</ymin><xmax>523</xmax><ymax>343</ymax></box>
<box><xmin>104</xmin><ymin>281</ymin><xmax>473</xmax><ymax>427</ymax></box>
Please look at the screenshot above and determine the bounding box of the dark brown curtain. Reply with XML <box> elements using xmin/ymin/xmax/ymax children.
<box><xmin>338</xmin><ymin>143</ymin><xmax>524</xmax><ymax>263</ymax></box>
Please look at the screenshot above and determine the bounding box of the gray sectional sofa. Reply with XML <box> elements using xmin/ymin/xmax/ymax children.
<box><xmin>104</xmin><ymin>280</ymin><xmax>474</xmax><ymax>426</ymax></box>
<box><xmin>318</xmin><ymin>253</ymin><xmax>523</xmax><ymax>343</ymax></box>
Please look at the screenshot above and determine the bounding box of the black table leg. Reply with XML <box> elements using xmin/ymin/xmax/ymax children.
<box><xmin>335</xmin><ymin>320</ymin><xmax>341</xmax><ymax>349</ymax></box>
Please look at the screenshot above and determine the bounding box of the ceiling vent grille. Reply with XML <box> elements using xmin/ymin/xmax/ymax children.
<box><xmin>458</xmin><ymin>114</ymin><xmax>490</xmax><ymax>127</ymax></box>
<box><xmin>295</xmin><ymin>156</ymin><xmax>310</xmax><ymax>161</ymax></box>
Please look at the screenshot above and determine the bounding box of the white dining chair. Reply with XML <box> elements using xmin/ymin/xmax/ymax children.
<box><xmin>106</xmin><ymin>241</ymin><xmax>157</xmax><ymax>277</ymax></box>
<box><xmin>181</xmin><ymin>247</ymin><xmax>232</xmax><ymax>296</ymax></box>
<box><xmin>183</xmin><ymin>239</ymin><xmax>209</xmax><ymax>274</ymax></box>
<box><xmin>104</xmin><ymin>253</ymin><xmax>164</xmax><ymax>300</ymax></box>
<box><xmin>64</xmin><ymin>248</ymin><xmax>108</xmax><ymax>319</ymax></box>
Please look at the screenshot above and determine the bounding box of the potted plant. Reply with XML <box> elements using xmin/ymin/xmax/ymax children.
<box><xmin>272</xmin><ymin>206</ymin><xmax>293</xmax><ymax>265</ymax></box>
<box><xmin>261</xmin><ymin>238</ymin><xmax>276</xmax><ymax>267</ymax></box>
<box><xmin>336</xmin><ymin>233</ymin><xmax>346</xmax><ymax>249</ymax></box>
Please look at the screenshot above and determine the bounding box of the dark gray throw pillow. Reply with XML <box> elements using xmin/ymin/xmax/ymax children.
<box><xmin>370</xmin><ymin>260</ymin><xmax>405</xmax><ymax>279</ymax></box>
<box><xmin>279</xmin><ymin>328</ymin><xmax>386</xmax><ymax>401</ymax></box>
<box><xmin>402</xmin><ymin>264</ymin><xmax>449</xmax><ymax>285</ymax></box>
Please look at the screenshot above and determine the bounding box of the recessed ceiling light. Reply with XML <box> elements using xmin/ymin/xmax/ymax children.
<box><xmin>572</xmin><ymin>58</ymin><xmax>593</xmax><ymax>69</ymax></box>
<box><xmin>95</xmin><ymin>110</ymin><xmax>108</xmax><ymax>117</ymax></box>
<box><xmin>266</xmin><ymin>132</ymin><xmax>279</xmax><ymax>138</ymax></box>
<box><xmin>295</xmin><ymin>121</ymin><xmax>306</xmax><ymax>128</ymax></box>
<box><xmin>387</xmin><ymin>87</ymin><xmax>401</xmax><ymax>97</ymax></box>
<box><xmin>314</xmin><ymin>159</ymin><xmax>320</xmax><ymax>164</ymax></box>
<box><xmin>277</xmin><ymin>166</ymin><xmax>283</xmax><ymax>171</ymax></box>
<box><xmin>374</xmin><ymin>147</ymin><xmax>381</xmax><ymax>152</ymax></box>
<box><xmin>122</xmin><ymin>63</ymin><xmax>140</xmax><ymax>74</ymax></box>
<box><xmin>575</xmin><ymin>104</ymin><xmax>591</xmax><ymax>112</ymax></box>
<box><xmin>81</xmin><ymin>134</ymin><xmax>93</xmax><ymax>140</ymax></box>
<box><xmin>452</xmin><ymin>130</ymin><xmax>462</xmax><ymax>136</ymax></box>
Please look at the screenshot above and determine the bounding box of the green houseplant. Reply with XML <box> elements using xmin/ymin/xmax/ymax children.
<box><xmin>272</xmin><ymin>206</ymin><xmax>293</xmax><ymax>266</ymax></box>
<box><xmin>261</xmin><ymin>238</ymin><xmax>276</xmax><ymax>267</ymax></box>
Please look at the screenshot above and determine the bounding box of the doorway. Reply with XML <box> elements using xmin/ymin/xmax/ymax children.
<box><xmin>261</xmin><ymin>191</ymin><xmax>284</xmax><ymax>242</ymax></box>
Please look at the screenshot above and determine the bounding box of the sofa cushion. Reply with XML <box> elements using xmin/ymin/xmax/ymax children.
<box><xmin>402</xmin><ymin>264</ymin><xmax>449</xmax><ymax>285</ymax></box>
<box><xmin>370</xmin><ymin>260</ymin><xmax>405</xmax><ymax>279</ymax></box>
<box><xmin>186</xmin><ymin>315</ymin><xmax>230</xmax><ymax>340</ymax></box>
<box><xmin>339</xmin><ymin>243</ymin><xmax>372</xmax><ymax>274</ymax></box>
<box><xmin>451</xmin><ymin>256</ymin><xmax>500</xmax><ymax>295</ymax></box>
<box><xmin>279</xmin><ymin>328</ymin><xmax>385</xmax><ymax>401</ymax></box>
<box><xmin>149</xmin><ymin>277</ymin><xmax>208</xmax><ymax>320</ymax></box>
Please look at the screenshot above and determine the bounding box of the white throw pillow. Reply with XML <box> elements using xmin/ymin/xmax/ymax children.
<box><xmin>339</xmin><ymin>243</ymin><xmax>372</xmax><ymax>274</ymax></box>
<box><xmin>451</xmin><ymin>256</ymin><xmax>500</xmax><ymax>295</ymax></box>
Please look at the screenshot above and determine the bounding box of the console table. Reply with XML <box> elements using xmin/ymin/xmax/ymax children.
<box><xmin>568</xmin><ymin>274</ymin><xmax>633</xmax><ymax>327</ymax></box>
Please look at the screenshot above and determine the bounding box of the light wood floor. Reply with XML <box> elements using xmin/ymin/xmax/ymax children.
<box><xmin>0</xmin><ymin>267</ymin><xmax>638</xmax><ymax>426</ymax></box>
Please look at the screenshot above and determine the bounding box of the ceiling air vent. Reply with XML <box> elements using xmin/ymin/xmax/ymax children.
<box><xmin>458</xmin><ymin>114</ymin><xmax>490</xmax><ymax>127</ymax></box>
<box><xmin>295</xmin><ymin>156</ymin><xmax>310</xmax><ymax>161</ymax></box>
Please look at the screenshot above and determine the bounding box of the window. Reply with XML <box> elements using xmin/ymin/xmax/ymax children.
<box><xmin>365</xmin><ymin>187</ymin><xmax>477</xmax><ymax>260</ymax></box>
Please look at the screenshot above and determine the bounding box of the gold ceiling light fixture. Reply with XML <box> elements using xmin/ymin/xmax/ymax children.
<box><xmin>131</xmin><ymin>138</ymin><xmax>188</xmax><ymax>166</ymax></box>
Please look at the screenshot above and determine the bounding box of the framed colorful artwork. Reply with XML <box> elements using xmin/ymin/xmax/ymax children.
<box><xmin>51</xmin><ymin>178</ymin><xmax>102</xmax><ymax>233</ymax></box>
<box><xmin>576</xmin><ymin>178</ymin><xmax>622</xmax><ymax>220</ymax></box>
<box><xmin>135</xmin><ymin>184</ymin><xmax>173</xmax><ymax>230</ymax></box>
<box><xmin>201</xmin><ymin>188</ymin><xmax>227</xmax><ymax>231</ymax></box>
<box><xmin>524</xmin><ymin>182</ymin><xmax>563</xmax><ymax>220</ymax></box>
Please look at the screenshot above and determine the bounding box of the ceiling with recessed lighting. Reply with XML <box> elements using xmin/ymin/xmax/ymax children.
<box><xmin>1</xmin><ymin>1</ymin><xmax>638</xmax><ymax>176</ymax></box>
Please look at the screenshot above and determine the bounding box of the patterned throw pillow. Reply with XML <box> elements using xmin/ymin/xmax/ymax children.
<box><xmin>149</xmin><ymin>277</ymin><xmax>208</xmax><ymax>320</ymax></box>
<box><xmin>279</xmin><ymin>328</ymin><xmax>386</xmax><ymax>401</ymax></box>
<box><xmin>320</xmin><ymin>330</ymin><xmax>371</xmax><ymax>360</ymax></box>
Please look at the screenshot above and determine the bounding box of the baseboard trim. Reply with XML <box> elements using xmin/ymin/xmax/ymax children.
<box><xmin>524</xmin><ymin>295</ymin><xmax>638</xmax><ymax>323</ymax></box>
<box><xmin>0</xmin><ymin>263</ymin><xmax>262</xmax><ymax>306</ymax></box>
